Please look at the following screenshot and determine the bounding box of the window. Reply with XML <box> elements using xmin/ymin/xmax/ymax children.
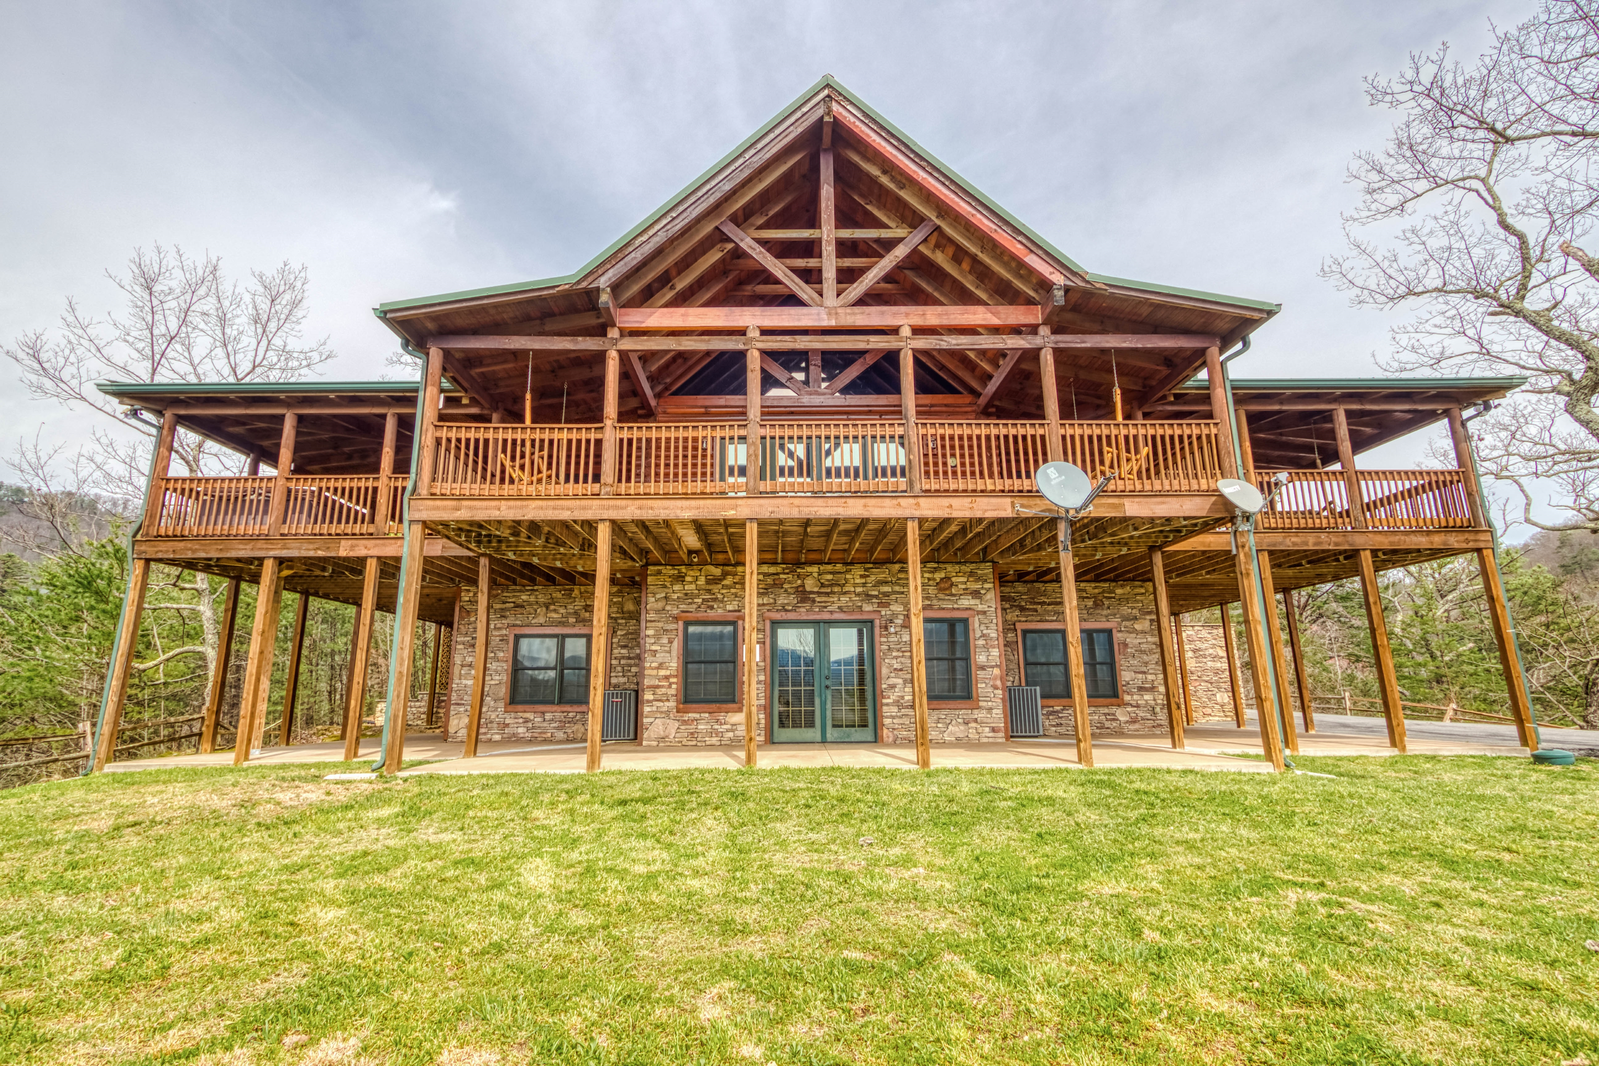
<box><xmin>1020</xmin><ymin>628</ymin><xmax>1119</xmax><ymax>700</ymax></box>
<box><xmin>682</xmin><ymin>622</ymin><xmax>738</xmax><ymax>704</ymax></box>
<box><xmin>510</xmin><ymin>633</ymin><xmax>589</xmax><ymax>705</ymax></box>
<box><xmin>924</xmin><ymin>618</ymin><xmax>972</xmax><ymax>701</ymax></box>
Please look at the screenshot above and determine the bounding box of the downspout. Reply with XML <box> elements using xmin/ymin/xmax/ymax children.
<box><xmin>82</xmin><ymin>409</ymin><xmax>162</xmax><ymax>776</ymax></box>
<box><xmin>1218</xmin><ymin>337</ymin><xmax>1293</xmax><ymax>766</ymax></box>
<box><xmin>1461</xmin><ymin>401</ymin><xmax>1541</xmax><ymax>747</ymax></box>
<box><xmin>369</xmin><ymin>339</ymin><xmax>431</xmax><ymax>772</ymax></box>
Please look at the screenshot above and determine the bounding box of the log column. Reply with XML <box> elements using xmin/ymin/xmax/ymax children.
<box><xmin>266</xmin><ymin>412</ymin><xmax>298</xmax><ymax>536</ymax></box>
<box><xmin>1174</xmin><ymin>615</ymin><xmax>1195</xmax><ymax>726</ymax></box>
<box><xmin>585</xmin><ymin>521</ymin><xmax>613</xmax><ymax>773</ymax></box>
<box><xmin>1256</xmin><ymin>551</ymin><xmax>1299</xmax><ymax>754</ymax></box>
<box><xmin>343</xmin><ymin>557</ymin><xmax>380</xmax><ymax>760</ymax></box>
<box><xmin>1205</xmin><ymin>346</ymin><xmax>1238</xmax><ymax>479</ymax></box>
<box><xmin>91</xmin><ymin>559</ymin><xmax>151</xmax><ymax>772</ymax></box>
<box><xmin>601</xmin><ymin>328</ymin><xmax>620</xmax><ymax>495</ymax></box>
<box><xmin>141</xmin><ymin>410</ymin><xmax>178</xmax><ymax>531</ymax></box>
<box><xmin>1221</xmin><ymin>602</ymin><xmax>1246</xmax><ymax>728</ymax></box>
<box><xmin>1058</xmin><ymin>519</ymin><xmax>1093</xmax><ymax>766</ymax></box>
<box><xmin>373</xmin><ymin>411</ymin><xmax>399</xmax><ymax>534</ymax></box>
<box><xmin>745</xmin><ymin>327</ymin><xmax>761</xmax><ymax>496</ymax></box>
<box><xmin>423</xmin><ymin>621</ymin><xmax>444</xmax><ymax>729</ymax></box>
<box><xmin>743</xmin><ymin>520</ymin><xmax>760</xmax><ymax>767</ymax></box>
<box><xmin>1447</xmin><ymin>407</ymin><xmax>1489</xmax><ymax>528</ymax></box>
<box><xmin>1283</xmin><ymin>590</ymin><xmax>1316</xmax><ymax>733</ymax></box>
<box><xmin>1233</xmin><ymin>546</ymin><xmax>1285</xmax><ymax>770</ymax></box>
<box><xmin>200</xmin><ymin>577</ymin><xmax>240</xmax><ymax>753</ymax></box>
<box><xmin>234</xmin><ymin>557</ymin><xmax>284</xmax><ymax>765</ymax></box>
<box><xmin>899</xmin><ymin>325</ymin><xmax>922</xmax><ymax>493</ymax></box>
<box><xmin>278</xmin><ymin>592</ymin><xmax>310</xmax><ymax>746</ymax></box>
<box><xmin>380</xmin><ymin>346</ymin><xmax>443</xmax><ymax>774</ymax></box>
<box><xmin>1149</xmin><ymin>548</ymin><xmax>1186</xmax><ymax>748</ymax></box>
<box><xmin>906</xmin><ymin>518</ymin><xmax>931</xmax><ymax>769</ymax></box>
<box><xmin>464</xmin><ymin>555</ymin><xmax>492</xmax><ymax>758</ymax></box>
<box><xmin>1038</xmin><ymin>327</ymin><xmax>1063</xmax><ymax>462</ymax></box>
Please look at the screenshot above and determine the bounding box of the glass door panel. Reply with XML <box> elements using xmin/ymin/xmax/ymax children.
<box><xmin>771</xmin><ymin>624</ymin><xmax>820</xmax><ymax>742</ymax></box>
<box><xmin>770</xmin><ymin>621</ymin><xmax>876</xmax><ymax>743</ymax></box>
<box><xmin>825</xmin><ymin>623</ymin><xmax>874</xmax><ymax>742</ymax></box>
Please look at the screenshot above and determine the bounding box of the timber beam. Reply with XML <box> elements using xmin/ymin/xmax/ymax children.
<box><xmin>425</xmin><ymin>330</ymin><xmax>1222</xmax><ymax>350</ymax></box>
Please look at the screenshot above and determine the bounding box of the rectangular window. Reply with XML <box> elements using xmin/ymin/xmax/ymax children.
<box><xmin>1020</xmin><ymin>628</ymin><xmax>1119</xmax><ymax>700</ymax></box>
<box><xmin>682</xmin><ymin>621</ymin><xmax>738</xmax><ymax>704</ymax></box>
<box><xmin>510</xmin><ymin>633</ymin><xmax>589</xmax><ymax>705</ymax></box>
<box><xmin>924</xmin><ymin>618</ymin><xmax>972</xmax><ymax>701</ymax></box>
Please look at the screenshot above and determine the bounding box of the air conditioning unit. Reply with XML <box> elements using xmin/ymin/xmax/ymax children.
<box><xmin>602</xmin><ymin>689</ymin><xmax>638</xmax><ymax>741</ymax></box>
<box><xmin>1007</xmin><ymin>686</ymin><xmax>1043</xmax><ymax>738</ymax></box>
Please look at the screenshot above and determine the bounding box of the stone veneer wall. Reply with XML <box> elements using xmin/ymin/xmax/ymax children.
<box><xmin>441</xmin><ymin>569</ymin><xmax>1238</xmax><ymax>746</ymax></box>
<box><xmin>640</xmin><ymin>563</ymin><xmax>1005</xmax><ymax>746</ymax></box>
<box><xmin>442</xmin><ymin>585</ymin><xmax>639</xmax><ymax>744</ymax></box>
<box><xmin>998</xmin><ymin>582</ymin><xmax>1236</xmax><ymax>736</ymax></box>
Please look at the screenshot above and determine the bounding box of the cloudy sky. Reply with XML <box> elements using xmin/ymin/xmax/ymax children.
<box><xmin>1</xmin><ymin>0</ymin><xmax>1528</xmax><ymax>478</ymax></box>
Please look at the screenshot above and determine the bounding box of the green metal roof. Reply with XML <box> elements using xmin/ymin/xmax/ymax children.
<box><xmin>95</xmin><ymin>379</ymin><xmax>458</xmax><ymax>400</ymax></box>
<box><xmin>374</xmin><ymin>75</ymin><xmax>1280</xmax><ymax>317</ymax></box>
<box><xmin>1177</xmin><ymin>375</ymin><xmax>1528</xmax><ymax>391</ymax></box>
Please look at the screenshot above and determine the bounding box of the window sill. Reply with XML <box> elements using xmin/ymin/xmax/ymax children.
<box><xmin>503</xmin><ymin>704</ymin><xmax>590</xmax><ymax>713</ymax></box>
<box><xmin>1040</xmin><ymin>698</ymin><xmax>1124</xmax><ymax>708</ymax></box>
<box><xmin>675</xmin><ymin>703</ymin><xmax>743</xmax><ymax>713</ymax></box>
<box><xmin>928</xmin><ymin>698</ymin><xmax>981</xmax><ymax>710</ymax></box>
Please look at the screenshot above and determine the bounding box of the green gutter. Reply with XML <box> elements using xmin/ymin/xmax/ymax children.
<box><xmin>374</xmin><ymin>75</ymin><xmax>1280</xmax><ymax>318</ymax></box>
<box><xmin>1177</xmin><ymin>375</ymin><xmax>1529</xmax><ymax>392</ymax></box>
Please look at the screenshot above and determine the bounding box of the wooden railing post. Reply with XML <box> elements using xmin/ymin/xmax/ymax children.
<box><xmin>1447</xmin><ymin>406</ymin><xmax>1488</xmax><ymax>527</ymax></box>
<box><xmin>374</xmin><ymin>411</ymin><xmax>399</xmax><ymax>533</ymax></box>
<box><xmin>266</xmin><ymin>412</ymin><xmax>298</xmax><ymax>536</ymax></box>
<box><xmin>900</xmin><ymin>325</ymin><xmax>921</xmax><ymax>492</ymax></box>
<box><xmin>1332</xmin><ymin>406</ymin><xmax>1367</xmax><ymax>529</ymax></box>
<box><xmin>1237</xmin><ymin>407</ymin><xmax>1257</xmax><ymax>482</ymax></box>
<box><xmin>1204</xmin><ymin>346</ymin><xmax>1238</xmax><ymax>480</ymax></box>
<box><xmin>601</xmin><ymin>328</ymin><xmax>620</xmax><ymax>495</ymax></box>
<box><xmin>142</xmin><ymin>410</ymin><xmax>178</xmax><ymax>532</ymax></box>
<box><xmin>416</xmin><ymin>348</ymin><xmax>444</xmax><ymax>493</ymax></box>
<box><xmin>1038</xmin><ymin>327</ymin><xmax>1063</xmax><ymax>463</ymax></box>
<box><xmin>745</xmin><ymin>326</ymin><xmax>761</xmax><ymax>495</ymax></box>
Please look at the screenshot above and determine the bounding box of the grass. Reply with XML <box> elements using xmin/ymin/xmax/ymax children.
<box><xmin>0</xmin><ymin>758</ymin><xmax>1596</xmax><ymax>1065</ymax></box>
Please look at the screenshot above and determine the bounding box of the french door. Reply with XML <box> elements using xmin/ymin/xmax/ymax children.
<box><xmin>769</xmin><ymin>621</ymin><xmax>877</xmax><ymax>743</ymax></box>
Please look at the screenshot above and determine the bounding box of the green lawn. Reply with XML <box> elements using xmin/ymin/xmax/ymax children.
<box><xmin>0</xmin><ymin>758</ymin><xmax>1596</xmax><ymax>1066</ymax></box>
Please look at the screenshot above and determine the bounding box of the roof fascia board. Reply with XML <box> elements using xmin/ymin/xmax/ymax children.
<box><xmin>1175</xmin><ymin>375</ymin><xmax>1528</xmax><ymax>391</ymax></box>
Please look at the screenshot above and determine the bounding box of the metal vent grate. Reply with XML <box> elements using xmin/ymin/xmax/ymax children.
<box><xmin>1007</xmin><ymin>686</ymin><xmax>1043</xmax><ymax>738</ymax></box>
<box><xmin>601</xmin><ymin>689</ymin><xmax>638</xmax><ymax>741</ymax></box>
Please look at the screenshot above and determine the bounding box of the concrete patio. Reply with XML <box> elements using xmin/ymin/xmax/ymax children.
<box><xmin>99</xmin><ymin>712</ymin><xmax>1588</xmax><ymax>776</ymax></box>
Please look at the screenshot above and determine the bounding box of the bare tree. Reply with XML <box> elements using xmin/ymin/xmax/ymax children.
<box><xmin>4</xmin><ymin>243</ymin><xmax>333</xmax><ymax>497</ymax></box>
<box><xmin>1324</xmin><ymin>0</ymin><xmax>1599</xmax><ymax>531</ymax></box>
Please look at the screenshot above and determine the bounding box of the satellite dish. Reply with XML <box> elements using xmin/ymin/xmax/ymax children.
<box><xmin>1036</xmin><ymin>462</ymin><xmax>1093</xmax><ymax>510</ymax></box>
<box><xmin>1218</xmin><ymin>478</ymin><xmax>1266</xmax><ymax>515</ymax></box>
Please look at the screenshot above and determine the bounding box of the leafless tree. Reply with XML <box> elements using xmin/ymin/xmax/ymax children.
<box><xmin>4</xmin><ymin>243</ymin><xmax>333</xmax><ymax>497</ymax></box>
<box><xmin>1324</xmin><ymin>0</ymin><xmax>1599</xmax><ymax>531</ymax></box>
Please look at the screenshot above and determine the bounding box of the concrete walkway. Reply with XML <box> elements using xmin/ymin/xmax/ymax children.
<box><xmin>100</xmin><ymin>713</ymin><xmax>1592</xmax><ymax>776</ymax></box>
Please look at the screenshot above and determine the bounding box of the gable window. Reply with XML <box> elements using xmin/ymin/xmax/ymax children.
<box><xmin>924</xmin><ymin>618</ymin><xmax>972</xmax><ymax>701</ymax></box>
<box><xmin>683</xmin><ymin>621</ymin><xmax>738</xmax><ymax>704</ymax></box>
<box><xmin>1020</xmin><ymin>627</ymin><xmax>1119</xmax><ymax>700</ymax></box>
<box><xmin>510</xmin><ymin>633</ymin><xmax>589</xmax><ymax>705</ymax></box>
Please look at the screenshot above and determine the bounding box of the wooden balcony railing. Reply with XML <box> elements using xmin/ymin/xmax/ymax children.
<box><xmin>427</xmin><ymin>419</ymin><xmax>1228</xmax><ymax>497</ymax></box>
<box><xmin>1256</xmin><ymin>469</ymin><xmax>1475</xmax><ymax>531</ymax></box>
<box><xmin>150</xmin><ymin>475</ymin><xmax>408</xmax><ymax>538</ymax></box>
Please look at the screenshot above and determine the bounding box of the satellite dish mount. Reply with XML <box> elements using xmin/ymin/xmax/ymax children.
<box><xmin>1024</xmin><ymin>462</ymin><xmax>1115</xmax><ymax>551</ymax></box>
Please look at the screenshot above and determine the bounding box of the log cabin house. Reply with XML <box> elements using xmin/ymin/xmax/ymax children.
<box><xmin>88</xmin><ymin>77</ymin><xmax>1534</xmax><ymax>775</ymax></box>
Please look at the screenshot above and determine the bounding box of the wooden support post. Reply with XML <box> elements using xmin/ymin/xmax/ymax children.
<box><xmin>1038</xmin><ymin>327</ymin><xmax>1063</xmax><ymax>462</ymax></box>
<box><xmin>601</xmin><ymin>328</ymin><xmax>620</xmax><ymax>495</ymax></box>
<box><xmin>1204</xmin><ymin>346</ymin><xmax>1238</xmax><ymax>479</ymax></box>
<box><xmin>745</xmin><ymin>326</ymin><xmax>761</xmax><ymax>496</ymax></box>
<box><xmin>91</xmin><ymin>559</ymin><xmax>151</xmax><ymax>772</ymax></box>
<box><xmin>234</xmin><ymin>557</ymin><xmax>284</xmax><ymax>766</ymax></box>
<box><xmin>441</xmin><ymin>591</ymin><xmax>461</xmax><ymax>736</ymax></box>
<box><xmin>464</xmin><ymin>555</ymin><xmax>492</xmax><ymax>758</ymax></box>
<box><xmin>744</xmin><ymin>519</ymin><xmax>760</xmax><ymax>767</ymax></box>
<box><xmin>900</xmin><ymin>325</ymin><xmax>922</xmax><ymax>493</ymax></box>
<box><xmin>266</xmin><ymin>411</ymin><xmax>298</xmax><ymax>536</ymax></box>
<box><xmin>1447</xmin><ymin>407</ymin><xmax>1488</xmax><ymax>527</ymax></box>
<box><xmin>1149</xmin><ymin>548</ymin><xmax>1185</xmax><ymax>748</ymax></box>
<box><xmin>141</xmin><ymin>410</ymin><xmax>179</xmax><ymax>531</ymax></box>
<box><xmin>343</xmin><ymin>557</ymin><xmax>380</xmax><ymax>760</ymax></box>
<box><xmin>1355</xmin><ymin>548</ymin><xmax>1406</xmax><ymax>753</ymax></box>
<box><xmin>382</xmin><ymin>527</ymin><xmax>427</xmax><ymax>773</ymax></box>
<box><xmin>586</xmin><ymin>520</ymin><xmax>613</xmax><ymax>773</ymax></box>
<box><xmin>1236</xmin><ymin>407</ymin><xmax>1257</xmax><ymax>482</ymax></box>
<box><xmin>278</xmin><ymin>592</ymin><xmax>310</xmax><ymax>746</ymax></box>
<box><xmin>906</xmin><ymin>517</ymin><xmax>932</xmax><ymax>769</ymax></box>
<box><xmin>1174</xmin><ymin>614</ymin><xmax>1196</xmax><ymax>727</ymax></box>
<box><xmin>374</xmin><ymin>411</ymin><xmax>399</xmax><ymax>533</ymax></box>
<box><xmin>1332</xmin><ymin>406</ymin><xmax>1367</xmax><ymax>529</ymax></box>
<box><xmin>992</xmin><ymin>562</ymin><xmax>1008</xmax><ymax>736</ymax></box>
<box><xmin>1221</xmin><ymin>601</ymin><xmax>1246</xmax><ymax>728</ymax></box>
<box><xmin>1233</xmin><ymin>546</ymin><xmax>1285</xmax><ymax>771</ymax></box>
<box><xmin>819</xmin><ymin>146</ymin><xmax>837</xmax><ymax>306</ymax></box>
<box><xmin>424</xmin><ymin>621</ymin><xmax>443</xmax><ymax>728</ymax></box>
<box><xmin>200</xmin><ymin>577</ymin><xmax>240</xmax><ymax>754</ymax></box>
<box><xmin>1477</xmin><ymin>547</ymin><xmax>1537</xmax><ymax>749</ymax></box>
<box><xmin>1256</xmin><ymin>551</ymin><xmax>1299</xmax><ymax>754</ymax></box>
<box><xmin>1056</xmin><ymin>519</ymin><xmax>1094</xmax><ymax>766</ymax></box>
<box><xmin>1283</xmin><ymin>589</ymin><xmax>1316</xmax><ymax>733</ymax></box>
